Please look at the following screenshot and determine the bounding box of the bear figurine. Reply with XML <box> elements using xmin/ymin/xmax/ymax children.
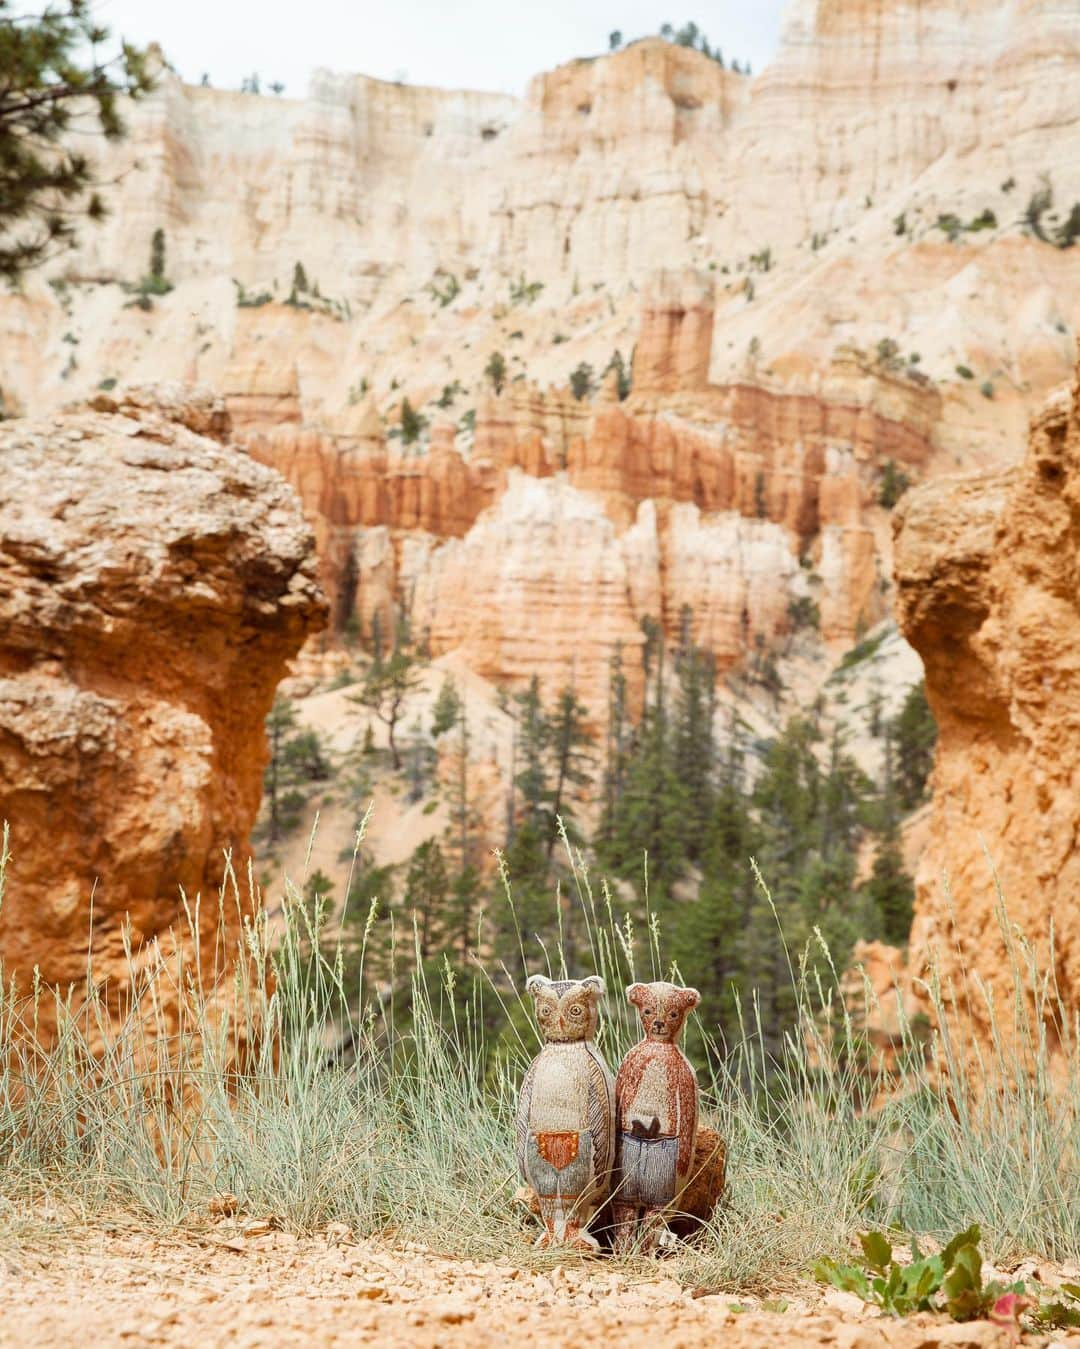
<box><xmin>516</xmin><ymin>974</ymin><xmax>615</xmax><ymax>1252</ymax></box>
<box><xmin>613</xmin><ymin>980</ymin><xmax>700</xmax><ymax>1253</ymax></box>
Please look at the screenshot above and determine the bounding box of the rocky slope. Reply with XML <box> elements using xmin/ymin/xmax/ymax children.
<box><xmin>894</xmin><ymin>356</ymin><xmax>1080</xmax><ymax>1036</ymax></box>
<box><xmin>0</xmin><ymin>388</ymin><xmax>326</xmax><ymax>1018</ymax></box>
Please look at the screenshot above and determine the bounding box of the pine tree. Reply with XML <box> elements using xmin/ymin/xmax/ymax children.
<box><xmin>601</xmin><ymin>631</ymin><xmax>690</xmax><ymax>900</ymax></box>
<box><xmin>893</xmin><ymin>681</ymin><xmax>937</xmax><ymax>811</ymax></box>
<box><xmin>513</xmin><ymin>676</ymin><xmax>549</xmax><ymax>828</ymax></box>
<box><xmin>0</xmin><ymin>2</ymin><xmax>154</xmax><ymax>283</ymax></box>
<box><xmin>569</xmin><ymin>362</ymin><xmax>595</xmax><ymax>401</ymax></box>
<box><xmin>264</xmin><ymin>695</ymin><xmax>298</xmax><ymax>843</ymax></box>
<box><xmin>399</xmin><ymin>397</ymin><xmax>426</xmax><ymax>446</ymax></box>
<box><xmin>349</xmin><ymin>613</ymin><xmax>422</xmax><ymax>771</ymax></box>
<box><xmin>601</xmin><ymin>643</ymin><xmax>630</xmax><ymax>836</ymax></box>
<box><xmin>261</xmin><ymin>696</ymin><xmax>330</xmax><ymax>843</ymax></box>
<box><xmin>431</xmin><ymin>675</ymin><xmax>462</xmax><ymax>738</ymax></box>
<box><xmin>673</xmin><ymin>609</ymin><xmax>716</xmax><ymax>859</ymax></box>
<box><xmin>862</xmin><ymin>827</ymin><xmax>915</xmax><ymax>945</ymax></box>
<box><xmin>484</xmin><ymin>350</ymin><xmax>507</xmax><ymax>395</ymax></box>
<box><xmin>674</xmin><ymin>728</ymin><xmax>755</xmax><ymax>1044</ymax></box>
<box><xmin>403</xmin><ymin>838</ymin><xmax>450</xmax><ymax>962</ymax></box>
<box><xmin>544</xmin><ymin>686</ymin><xmax>593</xmax><ymax>857</ymax></box>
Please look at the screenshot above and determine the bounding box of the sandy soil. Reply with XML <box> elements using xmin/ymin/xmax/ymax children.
<box><xmin>1</xmin><ymin>1227</ymin><xmax>1077</xmax><ymax>1349</ymax></box>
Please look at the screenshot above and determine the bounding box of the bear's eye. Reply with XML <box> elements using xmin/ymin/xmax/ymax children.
<box><xmin>643</xmin><ymin>1007</ymin><xmax>654</xmax><ymax>1019</ymax></box>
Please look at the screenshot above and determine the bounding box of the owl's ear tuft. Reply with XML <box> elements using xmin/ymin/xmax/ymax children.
<box><xmin>678</xmin><ymin>986</ymin><xmax>702</xmax><ymax>1011</ymax></box>
<box><xmin>525</xmin><ymin>974</ymin><xmax>552</xmax><ymax>996</ymax></box>
<box><xmin>580</xmin><ymin>975</ymin><xmax>605</xmax><ymax>999</ymax></box>
<box><xmin>626</xmin><ymin>982</ymin><xmax>648</xmax><ymax>1007</ymax></box>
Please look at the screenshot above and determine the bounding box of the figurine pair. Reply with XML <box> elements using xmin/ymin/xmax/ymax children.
<box><xmin>515</xmin><ymin>974</ymin><xmax>700</xmax><ymax>1254</ymax></box>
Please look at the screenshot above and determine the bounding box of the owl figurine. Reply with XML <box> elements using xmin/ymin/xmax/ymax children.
<box><xmin>516</xmin><ymin>974</ymin><xmax>615</xmax><ymax>1252</ymax></box>
<box><xmin>612</xmin><ymin>981</ymin><xmax>700</xmax><ymax>1253</ymax></box>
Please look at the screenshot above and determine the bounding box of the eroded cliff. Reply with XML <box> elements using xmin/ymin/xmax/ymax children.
<box><xmin>0</xmin><ymin>388</ymin><xmax>327</xmax><ymax>1014</ymax></box>
<box><xmin>894</xmin><ymin>360</ymin><xmax>1080</xmax><ymax>1033</ymax></box>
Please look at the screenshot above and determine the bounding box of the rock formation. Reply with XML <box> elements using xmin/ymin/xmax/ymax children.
<box><xmin>894</xmin><ymin>361</ymin><xmax>1080</xmax><ymax>1037</ymax></box>
<box><xmin>2</xmin><ymin>3</ymin><xmax>1079</xmax><ymax>721</ymax></box>
<box><xmin>0</xmin><ymin>388</ymin><xmax>327</xmax><ymax>1019</ymax></box>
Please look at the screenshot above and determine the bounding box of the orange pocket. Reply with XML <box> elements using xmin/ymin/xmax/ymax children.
<box><xmin>535</xmin><ymin>1131</ymin><xmax>580</xmax><ymax>1171</ymax></box>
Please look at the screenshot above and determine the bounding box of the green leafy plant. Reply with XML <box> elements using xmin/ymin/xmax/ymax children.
<box><xmin>816</xmin><ymin>1226</ymin><xmax>1028</xmax><ymax>1323</ymax></box>
<box><xmin>1030</xmin><ymin>1284</ymin><xmax>1080</xmax><ymax>1332</ymax></box>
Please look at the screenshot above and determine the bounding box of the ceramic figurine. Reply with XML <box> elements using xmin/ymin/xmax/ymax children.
<box><xmin>516</xmin><ymin>974</ymin><xmax>615</xmax><ymax>1252</ymax></box>
<box><xmin>613</xmin><ymin>980</ymin><xmax>700</xmax><ymax>1253</ymax></box>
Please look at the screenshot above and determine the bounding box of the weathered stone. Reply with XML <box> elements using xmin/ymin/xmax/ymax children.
<box><xmin>894</xmin><ymin>361</ymin><xmax>1080</xmax><ymax>1040</ymax></box>
<box><xmin>0</xmin><ymin>396</ymin><xmax>327</xmax><ymax>1024</ymax></box>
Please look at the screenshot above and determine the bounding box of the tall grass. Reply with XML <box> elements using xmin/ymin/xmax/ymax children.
<box><xmin>0</xmin><ymin>817</ymin><xmax>1076</xmax><ymax>1287</ymax></box>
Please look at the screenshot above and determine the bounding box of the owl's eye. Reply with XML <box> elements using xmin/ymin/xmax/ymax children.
<box><xmin>569</xmin><ymin>1005</ymin><xmax>584</xmax><ymax>1018</ymax></box>
<box><xmin>538</xmin><ymin>1005</ymin><xmax>551</xmax><ymax>1019</ymax></box>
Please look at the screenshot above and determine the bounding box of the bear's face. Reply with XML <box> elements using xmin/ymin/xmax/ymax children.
<box><xmin>526</xmin><ymin>974</ymin><xmax>605</xmax><ymax>1043</ymax></box>
<box><xmin>626</xmin><ymin>981</ymin><xmax>700</xmax><ymax>1044</ymax></box>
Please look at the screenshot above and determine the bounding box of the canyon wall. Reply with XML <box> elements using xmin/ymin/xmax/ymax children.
<box><xmin>228</xmin><ymin>274</ymin><xmax>932</xmax><ymax>713</ymax></box>
<box><xmin>0</xmin><ymin>388</ymin><xmax>326</xmax><ymax>1016</ymax></box>
<box><xmin>894</xmin><ymin>361</ymin><xmax>1080</xmax><ymax>1035</ymax></box>
<box><xmin>2</xmin><ymin>3</ymin><xmax>1079</xmax><ymax>720</ymax></box>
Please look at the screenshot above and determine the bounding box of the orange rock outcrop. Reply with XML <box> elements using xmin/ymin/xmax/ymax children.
<box><xmin>894</xmin><ymin>364</ymin><xmax>1080</xmax><ymax>1037</ymax></box>
<box><xmin>0</xmin><ymin>389</ymin><xmax>327</xmax><ymax>1016</ymax></box>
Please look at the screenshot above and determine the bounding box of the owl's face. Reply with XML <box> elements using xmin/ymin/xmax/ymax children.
<box><xmin>525</xmin><ymin>975</ymin><xmax>605</xmax><ymax>1043</ymax></box>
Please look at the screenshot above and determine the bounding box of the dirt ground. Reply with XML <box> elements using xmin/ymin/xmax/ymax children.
<box><xmin>2</xmin><ymin>1226</ymin><xmax>1079</xmax><ymax>1349</ymax></box>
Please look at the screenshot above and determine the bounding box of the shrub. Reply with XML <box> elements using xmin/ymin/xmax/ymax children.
<box><xmin>936</xmin><ymin>213</ymin><xmax>963</xmax><ymax>242</ymax></box>
<box><xmin>569</xmin><ymin>361</ymin><xmax>594</xmax><ymax>401</ymax></box>
<box><xmin>787</xmin><ymin>595</ymin><xmax>821</xmax><ymax>632</ymax></box>
<box><xmin>981</xmin><ymin>380</ymin><xmax>995</xmax><ymax>400</ymax></box>
<box><xmin>878</xmin><ymin>460</ymin><xmax>912</xmax><ymax>509</ymax></box>
<box><xmin>955</xmin><ymin>364</ymin><xmax>975</xmax><ymax>380</ymax></box>
<box><xmin>509</xmin><ymin>275</ymin><xmax>543</xmax><ymax>305</ymax></box>
<box><xmin>426</xmin><ymin>272</ymin><xmax>460</xmax><ymax>307</ymax></box>
<box><xmin>398</xmin><ymin>397</ymin><xmax>426</xmax><ymax>445</ymax></box>
<box><xmin>1024</xmin><ymin>176</ymin><xmax>1054</xmax><ymax>242</ymax></box>
<box><xmin>484</xmin><ymin>351</ymin><xmax>507</xmax><ymax>395</ymax></box>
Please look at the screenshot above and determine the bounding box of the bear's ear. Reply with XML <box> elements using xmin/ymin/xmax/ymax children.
<box><xmin>626</xmin><ymin>982</ymin><xmax>648</xmax><ymax>1007</ymax></box>
<box><xmin>580</xmin><ymin>975</ymin><xmax>606</xmax><ymax>999</ymax></box>
<box><xmin>678</xmin><ymin>986</ymin><xmax>701</xmax><ymax>1012</ymax></box>
<box><xmin>525</xmin><ymin>974</ymin><xmax>552</xmax><ymax>996</ymax></box>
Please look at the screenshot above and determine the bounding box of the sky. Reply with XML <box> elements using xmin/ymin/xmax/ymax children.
<box><xmin>87</xmin><ymin>0</ymin><xmax>790</xmax><ymax>97</ymax></box>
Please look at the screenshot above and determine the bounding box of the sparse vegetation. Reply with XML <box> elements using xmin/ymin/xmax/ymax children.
<box><xmin>878</xmin><ymin>459</ymin><xmax>912</xmax><ymax>509</ymax></box>
<box><xmin>234</xmin><ymin>279</ymin><xmax>273</xmax><ymax>308</ymax></box>
<box><xmin>787</xmin><ymin>595</ymin><xmax>821</xmax><ymax>632</ymax></box>
<box><xmin>509</xmin><ymin>274</ymin><xmax>544</xmax><ymax>305</ymax></box>
<box><xmin>569</xmin><ymin>361</ymin><xmax>595</xmax><ymax>401</ymax></box>
<box><xmin>426</xmin><ymin>271</ymin><xmax>460</xmax><ymax>307</ymax></box>
<box><xmin>604</xmin><ymin>348</ymin><xmax>632</xmax><ymax>400</ymax></box>
<box><xmin>396</xmin><ymin>397</ymin><xmax>426</xmax><ymax>446</ymax></box>
<box><xmin>484</xmin><ymin>351</ymin><xmax>507</xmax><ymax>395</ymax></box>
